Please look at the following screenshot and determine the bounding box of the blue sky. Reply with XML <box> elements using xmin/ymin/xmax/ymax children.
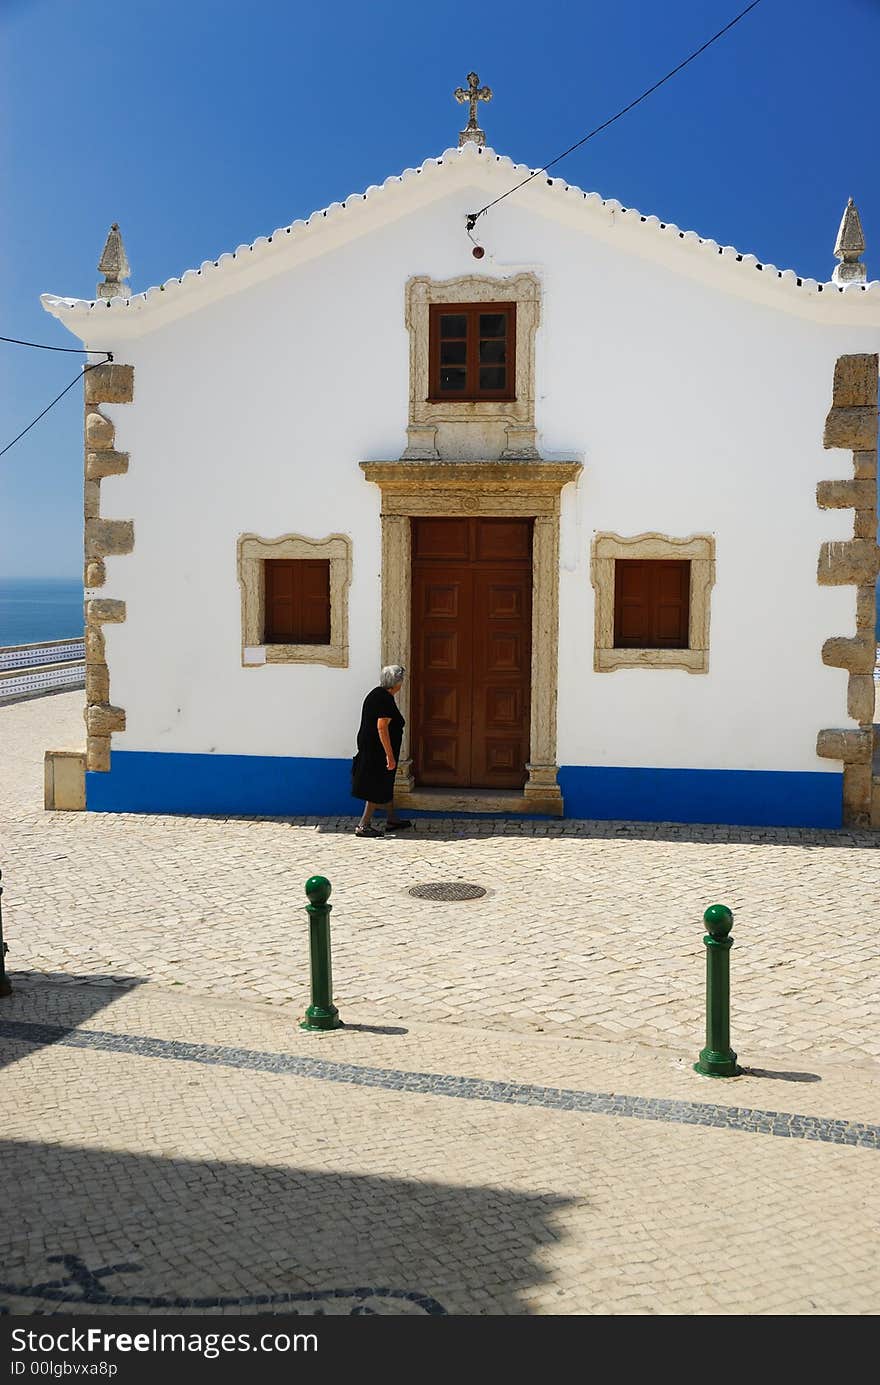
<box><xmin>1</xmin><ymin>0</ymin><xmax>878</xmax><ymax>577</ymax></box>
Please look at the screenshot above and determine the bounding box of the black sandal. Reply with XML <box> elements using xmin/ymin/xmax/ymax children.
<box><xmin>385</xmin><ymin>818</ymin><xmax>413</xmax><ymax>831</ymax></box>
<box><xmin>354</xmin><ymin>824</ymin><xmax>383</xmax><ymax>838</ymax></box>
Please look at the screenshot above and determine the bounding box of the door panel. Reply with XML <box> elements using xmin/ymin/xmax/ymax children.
<box><xmin>412</xmin><ymin>517</ymin><xmax>470</xmax><ymax>561</ymax></box>
<box><xmin>424</xmin><ymin>632</ymin><xmax>459</xmax><ymax>669</ymax></box>
<box><xmin>423</xmin><ymin>584</ymin><xmax>460</xmax><ymax>618</ymax></box>
<box><xmin>420</xmin><ymin>737</ymin><xmax>461</xmax><ymax>777</ymax></box>
<box><xmin>485</xmin><ymin>686</ymin><xmax>522</xmax><ymax>726</ymax></box>
<box><xmin>411</xmin><ymin>518</ymin><xmax>532</xmax><ymax>790</ymax></box>
<box><xmin>475</xmin><ymin>518</ymin><xmax>532</xmax><ymax>562</ymax></box>
<box><xmin>471</xmin><ymin>563</ymin><xmax>531</xmax><ymax>788</ymax></box>
<box><xmin>412</xmin><ymin>562</ymin><xmax>473</xmax><ymax>787</ymax></box>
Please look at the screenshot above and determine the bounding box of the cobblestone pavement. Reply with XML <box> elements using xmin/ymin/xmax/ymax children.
<box><xmin>1</xmin><ymin>979</ymin><xmax>879</xmax><ymax>1316</ymax></box>
<box><xmin>1</xmin><ymin>694</ymin><xmax>878</xmax><ymax>1062</ymax></box>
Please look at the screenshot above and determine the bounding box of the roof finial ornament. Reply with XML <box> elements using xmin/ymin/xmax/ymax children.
<box><xmin>97</xmin><ymin>222</ymin><xmax>131</xmax><ymax>300</ymax></box>
<box><xmin>454</xmin><ymin>72</ymin><xmax>492</xmax><ymax>148</ymax></box>
<box><xmin>832</xmin><ymin>197</ymin><xmax>866</xmax><ymax>285</ymax></box>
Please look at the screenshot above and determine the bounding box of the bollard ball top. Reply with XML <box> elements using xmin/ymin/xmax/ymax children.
<box><xmin>305</xmin><ymin>875</ymin><xmax>332</xmax><ymax>906</ymax></box>
<box><xmin>703</xmin><ymin>903</ymin><xmax>733</xmax><ymax>937</ymax></box>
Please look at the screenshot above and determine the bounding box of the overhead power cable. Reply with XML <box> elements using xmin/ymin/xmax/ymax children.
<box><xmin>0</xmin><ymin>359</ymin><xmax>111</xmax><ymax>461</ymax></box>
<box><xmin>1</xmin><ymin>334</ymin><xmax>113</xmax><ymax>356</ymax></box>
<box><xmin>466</xmin><ymin>0</ymin><xmax>765</xmax><ymax>229</ymax></box>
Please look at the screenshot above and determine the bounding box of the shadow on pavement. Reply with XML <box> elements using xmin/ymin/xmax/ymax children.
<box><xmin>741</xmin><ymin>1067</ymin><xmax>822</xmax><ymax>1084</ymax></box>
<box><xmin>340</xmin><ymin>1021</ymin><xmax>409</xmax><ymax>1036</ymax></box>
<box><xmin>0</xmin><ymin>1138</ymin><xmax>573</xmax><ymax>1316</ymax></box>
<box><xmin>0</xmin><ymin>972</ymin><xmax>144</xmax><ymax>1070</ymax></box>
<box><xmin>60</xmin><ymin>805</ymin><xmax>877</xmax><ymax>849</ymax></box>
<box><xmin>308</xmin><ymin>816</ymin><xmax>880</xmax><ymax>850</ymax></box>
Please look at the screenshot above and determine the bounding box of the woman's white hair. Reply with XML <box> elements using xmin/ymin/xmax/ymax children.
<box><xmin>380</xmin><ymin>664</ymin><xmax>405</xmax><ymax>689</ymax></box>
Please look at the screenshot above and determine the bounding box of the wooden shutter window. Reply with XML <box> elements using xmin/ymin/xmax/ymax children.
<box><xmin>613</xmin><ymin>560</ymin><xmax>690</xmax><ymax>649</ymax></box>
<box><xmin>428</xmin><ymin>303</ymin><xmax>516</xmax><ymax>402</ymax></box>
<box><xmin>264</xmin><ymin>559</ymin><xmax>331</xmax><ymax>644</ymax></box>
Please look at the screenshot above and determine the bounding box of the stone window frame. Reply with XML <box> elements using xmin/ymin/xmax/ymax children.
<box><xmin>590</xmin><ymin>532</ymin><xmax>715</xmax><ymax>674</ymax></box>
<box><xmin>237</xmin><ymin>533</ymin><xmax>352</xmax><ymax>668</ymax></box>
<box><xmin>403</xmin><ymin>273</ymin><xmax>541</xmax><ymax>460</ymax></box>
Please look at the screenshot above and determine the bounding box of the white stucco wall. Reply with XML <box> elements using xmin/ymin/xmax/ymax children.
<box><xmin>60</xmin><ymin>155</ymin><xmax>879</xmax><ymax>774</ymax></box>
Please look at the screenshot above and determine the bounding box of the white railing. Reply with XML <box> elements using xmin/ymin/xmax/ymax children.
<box><xmin>0</xmin><ymin>638</ymin><xmax>85</xmax><ymax>702</ymax></box>
<box><xmin>0</xmin><ymin>636</ymin><xmax>84</xmax><ymax>671</ymax></box>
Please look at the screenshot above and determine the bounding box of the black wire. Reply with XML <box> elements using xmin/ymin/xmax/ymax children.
<box><xmin>467</xmin><ymin>0</ymin><xmax>765</xmax><ymax>229</ymax></box>
<box><xmin>0</xmin><ymin>334</ymin><xmax>113</xmax><ymax>357</ymax></box>
<box><xmin>0</xmin><ymin>359</ymin><xmax>110</xmax><ymax>460</ymax></box>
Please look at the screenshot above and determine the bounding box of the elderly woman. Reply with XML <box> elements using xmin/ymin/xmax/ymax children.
<box><xmin>351</xmin><ymin>664</ymin><xmax>413</xmax><ymax>838</ymax></box>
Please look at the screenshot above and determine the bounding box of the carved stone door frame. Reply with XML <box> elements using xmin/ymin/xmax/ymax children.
<box><xmin>360</xmin><ymin>460</ymin><xmax>582</xmax><ymax>816</ymax></box>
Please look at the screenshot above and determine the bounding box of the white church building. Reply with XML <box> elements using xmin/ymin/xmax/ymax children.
<box><xmin>42</xmin><ymin>81</ymin><xmax>880</xmax><ymax>829</ymax></box>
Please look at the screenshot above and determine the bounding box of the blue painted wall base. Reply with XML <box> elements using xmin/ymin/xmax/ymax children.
<box><xmin>86</xmin><ymin>750</ymin><xmax>843</xmax><ymax>829</ymax></box>
<box><xmin>87</xmin><ymin>750</ymin><xmax>351</xmax><ymax>817</ymax></box>
<box><xmin>557</xmin><ymin>765</ymin><xmax>842</xmax><ymax>829</ymax></box>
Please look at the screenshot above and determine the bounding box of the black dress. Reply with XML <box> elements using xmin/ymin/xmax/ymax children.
<box><xmin>351</xmin><ymin>686</ymin><xmax>405</xmax><ymax>804</ymax></box>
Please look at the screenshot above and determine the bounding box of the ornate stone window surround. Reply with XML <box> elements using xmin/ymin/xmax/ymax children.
<box><xmin>590</xmin><ymin>533</ymin><xmax>716</xmax><ymax>674</ymax></box>
<box><xmin>237</xmin><ymin>533</ymin><xmax>352</xmax><ymax>668</ymax></box>
<box><xmin>360</xmin><ymin>460</ymin><xmax>582</xmax><ymax>815</ymax></box>
<box><xmin>403</xmin><ymin>273</ymin><xmax>541</xmax><ymax>460</ymax></box>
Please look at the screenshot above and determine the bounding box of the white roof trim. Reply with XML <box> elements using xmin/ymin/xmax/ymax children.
<box><xmin>42</xmin><ymin>142</ymin><xmax>880</xmax><ymax>338</ymax></box>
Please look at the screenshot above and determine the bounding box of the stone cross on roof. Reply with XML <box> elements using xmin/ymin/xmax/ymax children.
<box><xmin>832</xmin><ymin>198</ymin><xmax>866</xmax><ymax>285</ymax></box>
<box><xmin>97</xmin><ymin>223</ymin><xmax>131</xmax><ymax>300</ymax></box>
<box><xmin>455</xmin><ymin>72</ymin><xmax>492</xmax><ymax>148</ymax></box>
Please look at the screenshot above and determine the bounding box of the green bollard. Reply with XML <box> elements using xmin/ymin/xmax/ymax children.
<box><xmin>0</xmin><ymin>869</ymin><xmax>11</xmax><ymax>998</ymax></box>
<box><xmin>694</xmin><ymin>903</ymin><xmax>740</xmax><ymax>1077</ymax></box>
<box><xmin>300</xmin><ymin>875</ymin><xmax>342</xmax><ymax>1032</ymax></box>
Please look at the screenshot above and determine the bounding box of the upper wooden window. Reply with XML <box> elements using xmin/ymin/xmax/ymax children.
<box><xmin>428</xmin><ymin>303</ymin><xmax>516</xmax><ymax>402</ymax></box>
<box><xmin>264</xmin><ymin>559</ymin><xmax>330</xmax><ymax>645</ymax></box>
<box><xmin>613</xmin><ymin>560</ymin><xmax>690</xmax><ymax>649</ymax></box>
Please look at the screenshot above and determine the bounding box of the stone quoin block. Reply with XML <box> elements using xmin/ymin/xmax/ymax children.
<box><xmin>83</xmin><ymin>363</ymin><xmax>134</xmax><ymax>405</ymax></box>
<box><xmin>84</xmin><ymin>479</ymin><xmax>100</xmax><ymax>521</ymax></box>
<box><xmin>821</xmin><ymin>634</ymin><xmax>877</xmax><ymax>672</ymax></box>
<box><xmin>843</xmin><ymin>763</ymin><xmax>872</xmax><ymax>825</ymax></box>
<box><xmin>84</xmin><ymin>560</ymin><xmax>105</xmax><ymax>589</ymax></box>
<box><xmin>856</xmin><ymin>586</ymin><xmax>878</xmax><ymax>634</ymax></box>
<box><xmin>87</xmin><ymin>598</ymin><xmax>127</xmax><ymax>625</ymax></box>
<box><xmin>85</xmin><ymin>663</ymin><xmax>110</xmax><ymax>703</ymax></box>
<box><xmin>823</xmin><ymin>406</ymin><xmax>878</xmax><ymax>452</ymax></box>
<box><xmin>85</xmin><ymin>625</ymin><xmax>105</xmax><ymax>662</ymax></box>
<box><xmin>85</xmin><ymin>519</ymin><xmax>134</xmax><ymax>558</ymax></box>
<box><xmin>86</xmin><ymin>735</ymin><xmax>111</xmax><ymax>773</ymax></box>
<box><xmin>85</xmin><ymin>411</ymin><xmax>115</xmax><ymax>449</ymax></box>
<box><xmin>816</xmin><ymin>539</ymin><xmax>879</xmax><ymax>586</ymax></box>
<box><xmin>86</xmin><ymin>450</ymin><xmax>129</xmax><ymax>480</ymax></box>
<box><xmin>852</xmin><ymin>451</ymin><xmax>878</xmax><ymax>481</ymax></box>
<box><xmin>86</xmin><ymin>703</ymin><xmax>126</xmax><ymax>736</ymax></box>
<box><xmin>815</xmin><ymin>728</ymin><xmax>874</xmax><ymax>763</ymax></box>
<box><xmin>853</xmin><ymin>510</ymin><xmax>877</xmax><ymax>540</ymax></box>
<box><xmin>847</xmin><ymin>674</ymin><xmax>876</xmax><ymax>725</ymax></box>
<box><xmin>831</xmin><ymin>353</ymin><xmax>879</xmax><ymax>409</ymax></box>
<box><xmin>815</xmin><ymin>478</ymin><xmax>876</xmax><ymax>510</ymax></box>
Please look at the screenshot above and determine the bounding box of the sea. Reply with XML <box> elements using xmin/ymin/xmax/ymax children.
<box><xmin>0</xmin><ymin>577</ymin><xmax>84</xmax><ymax>647</ymax></box>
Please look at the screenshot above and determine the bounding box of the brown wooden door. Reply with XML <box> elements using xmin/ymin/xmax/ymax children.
<box><xmin>411</xmin><ymin>517</ymin><xmax>532</xmax><ymax>789</ymax></box>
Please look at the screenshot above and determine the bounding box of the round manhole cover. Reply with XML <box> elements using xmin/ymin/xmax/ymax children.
<box><xmin>408</xmin><ymin>882</ymin><xmax>487</xmax><ymax>902</ymax></box>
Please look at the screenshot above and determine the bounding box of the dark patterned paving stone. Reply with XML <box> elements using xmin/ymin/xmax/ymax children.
<box><xmin>2</xmin><ymin>1019</ymin><xmax>878</xmax><ymax>1151</ymax></box>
